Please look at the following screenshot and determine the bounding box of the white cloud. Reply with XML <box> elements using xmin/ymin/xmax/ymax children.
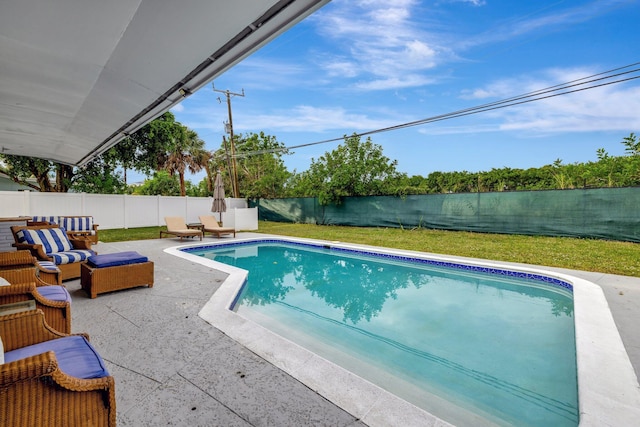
<box><xmin>170</xmin><ymin>103</ymin><xmax>184</xmax><ymax>113</ymax></box>
<box><xmin>237</xmin><ymin>105</ymin><xmax>397</xmax><ymax>133</ymax></box>
<box><xmin>355</xmin><ymin>74</ymin><xmax>437</xmax><ymax>90</ymax></box>
<box><xmin>406</xmin><ymin>40</ymin><xmax>437</xmax><ymax>63</ymax></box>
<box><xmin>455</xmin><ymin>67</ymin><xmax>640</xmax><ymax>134</ymax></box>
<box><xmin>323</xmin><ymin>58</ymin><xmax>360</xmax><ymax>78</ymax></box>
<box><xmin>458</xmin><ymin>0</ymin><xmax>629</xmax><ymax>50</ymax></box>
<box><xmin>439</xmin><ymin>0</ymin><xmax>486</xmax><ymax>5</ymax></box>
<box><xmin>228</xmin><ymin>57</ymin><xmax>310</xmax><ymax>90</ymax></box>
<box><xmin>499</xmin><ymin>87</ymin><xmax>640</xmax><ymax>133</ymax></box>
<box><xmin>417</xmin><ymin>123</ymin><xmax>498</xmax><ymax>135</ymax></box>
<box><xmin>312</xmin><ymin>0</ymin><xmax>447</xmax><ymax>90</ymax></box>
<box><xmin>459</xmin><ymin>77</ymin><xmax>545</xmax><ymax>100</ymax></box>
<box><xmin>369</xmin><ymin>4</ymin><xmax>411</xmax><ymax>24</ymax></box>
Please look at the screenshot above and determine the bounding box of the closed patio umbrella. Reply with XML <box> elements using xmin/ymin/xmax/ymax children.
<box><xmin>211</xmin><ymin>171</ymin><xmax>227</xmax><ymax>223</ymax></box>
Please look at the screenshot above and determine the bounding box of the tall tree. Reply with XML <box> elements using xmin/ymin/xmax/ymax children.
<box><xmin>164</xmin><ymin>127</ymin><xmax>208</xmax><ymax>196</ymax></box>
<box><xmin>107</xmin><ymin>136</ymin><xmax>138</xmax><ymax>185</ymax></box>
<box><xmin>0</xmin><ymin>113</ymin><xmax>178</xmax><ymax>193</ymax></box>
<box><xmin>132</xmin><ymin>170</ymin><xmax>181</xmax><ymax>196</ymax></box>
<box><xmin>290</xmin><ymin>134</ymin><xmax>401</xmax><ymax>205</ymax></box>
<box><xmin>622</xmin><ymin>132</ymin><xmax>640</xmax><ymax>156</ymax></box>
<box><xmin>208</xmin><ymin>132</ymin><xmax>291</xmax><ymax>198</ymax></box>
<box><xmin>123</xmin><ymin>111</ymin><xmax>185</xmax><ymax>175</ymax></box>
<box><xmin>0</xmin><ymin>155</ymin><xmax>53</xmax><ymax>191</ymax></box>
<box><xmin>71</xmin><ymin>156</ymin><xmax>126</xmax><ymax>194</ymax></box>
<box><xmin>235</xmin><ymin>132</ymin><xmax>291</xmax><ymax>198</ymax></box>
<box><xmin>0</xmin><ymin>155</ymin><xmax>76</xmax><ymax>192</ymax></box>
<box><xmin>109</xmin><ymin>112</ymin><xmax>208</xmax><ymax>194</ymax></box>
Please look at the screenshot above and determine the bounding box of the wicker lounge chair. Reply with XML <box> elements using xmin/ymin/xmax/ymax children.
<box><xmin>198</xmin><ymin>215</ymin><xmax>236</xmax><ymax>238</ymax></box>
<box><xmin>0</xmin><ymin>249</ymin><xmax>61</xmax><ymax>285</ymax></box>
<box><xmin>0</xmin><ymin>309</ymin><xmax>116</xmax><ymax>427</ymax></box>
<box><xmin>160</xmin><ymin>217</ymin><xmax>203</xmax><ymax>241</ymax></box>
<box><xmin>0</xmin><ymin>266</ymin><xmax>72</xmax><ymax>333</ymax></box>
<box><xmin>0</xmin><ymin>250</ymin><xmax>36</xmax><ymax>269</ymax></box>
<box><xmin>10</xmin><ymin>224</ymin><xmax>95</xmax><ymax>281</ymax></box>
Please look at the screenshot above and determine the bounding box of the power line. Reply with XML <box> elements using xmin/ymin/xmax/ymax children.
<box><xmin>232</xmin><ymin>62</ymin><xmax>640</xmax><ymax>159</ymax></box>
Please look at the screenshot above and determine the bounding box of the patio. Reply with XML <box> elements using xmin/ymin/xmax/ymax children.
<box><xmin>66</xmin><ymin>235</ymin><xmax>361</xmax><ymax>426</ymax></box>
<box><xmin>66</xmin><ymin>235</ymin><xmax>640</xmax><ymax>426</ymax></box>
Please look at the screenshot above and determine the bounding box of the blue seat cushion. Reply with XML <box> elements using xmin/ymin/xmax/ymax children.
<box><xmin>50</xmin><ymin>250</ymin><xmax>95</xmax><ymax>265</ymax></box>
<box><xmin>5</xmin><ymin>335</ymin><xmax>109</xmax><ymax>379</ymax></box>
<box><xmin>88</xmin><ymin>251</ymin><xmax>148</xmax><ymax>268</ymax></box>
<box><xmin>37</xmin><ymin>285</ymin><xmax>71</xmax><ymax>303</ymax></box>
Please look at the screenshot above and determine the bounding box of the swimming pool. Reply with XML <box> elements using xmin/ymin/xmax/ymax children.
<box><xmin>166</xmin><ymin>236</ymin><xmax>640</xmax><ymax>427</ymax></box>
<box><xmin>187</xmin><ymin>240</ymin><xmax>577</xmax><ymax>426</ymax></box>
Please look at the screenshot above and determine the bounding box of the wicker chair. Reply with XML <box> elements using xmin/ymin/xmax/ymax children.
<box><xmin>0</xmin><ymin>267</ymin><xmax>72</xmax><ymax>333</ymax></box>
<box><xmin>0</xmin><ymin>309</ymin><xmax>116</xmax><ymax>427</ymax></box>
<box><xmin>0</xmin><ymin>249</ymin><xmax>61</xmax><ymax>285</ymax></box>
<box><xmin>10</xmin><ymin>224</ymin><xmax>95</xmax><ymax>281</ymax></box>
<box><xmin>0</xmin><ymin>250</ymin><xmax>37</xmax><ymax>268</ymax></box>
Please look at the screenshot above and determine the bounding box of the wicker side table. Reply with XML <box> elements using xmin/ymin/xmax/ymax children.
<box><xmin>81</xmin><ymin>261</ymin><xmax>154</xmax><ymax>299</ymax></box>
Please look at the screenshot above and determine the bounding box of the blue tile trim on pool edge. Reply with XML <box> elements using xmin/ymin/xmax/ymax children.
<box><xmin>181</xmin><ymin>239</ymin><xmax>574</xmax><ymax>292</ymax></box>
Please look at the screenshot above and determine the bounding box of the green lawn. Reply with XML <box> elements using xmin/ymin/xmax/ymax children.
<box><xmin>100</xmin><ymin>221</ymin><xmax>640</xmax><ymax>277</ymax></box>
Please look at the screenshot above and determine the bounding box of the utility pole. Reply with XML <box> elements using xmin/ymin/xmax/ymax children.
<box><xmin>221</xmin><ymin>135</ymin><xmax>236</xmax><ymax>199</ymax></box>
<box><xmin>213</xmin><ymin>83</ymin><xmax>244</xmax><ymax>198</ymax></box>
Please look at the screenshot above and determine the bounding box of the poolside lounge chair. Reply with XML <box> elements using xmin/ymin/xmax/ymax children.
<box><xmin>0</xmin><ymin>309</ymin><xmax>116</xmax><ymax>426</ymax></box>
<box><xmin>0</xmin><ymin>266</ymin><xmax>72</xmax><ymax>333</ymax></box>
<box><xmin>198</xmin><ymin>215</ymin><xmax>236</xmax><ymax>238</ymax></box>
<box><xmin>160</xmin><ymin>217</ymin><xmax>203</xmax><ymax>241</ymax></box>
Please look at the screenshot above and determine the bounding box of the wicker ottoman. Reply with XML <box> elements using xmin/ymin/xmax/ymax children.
<box><xmin>80</xmin><ymin>251</ymin><xmax>154</xmax><ymax>298</ymax></box>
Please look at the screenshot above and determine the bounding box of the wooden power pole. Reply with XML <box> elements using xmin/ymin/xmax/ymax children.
<box><xmin>213</xmin><ymin>83</ymin><xmax>244</xmax><ymax>198</ymax></box>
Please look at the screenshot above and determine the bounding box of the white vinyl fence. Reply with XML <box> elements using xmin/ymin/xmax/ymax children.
<box><xmin>0</xmin><ymin>191</ymin><xmax>251</xmax><ymax>230</ymax></box>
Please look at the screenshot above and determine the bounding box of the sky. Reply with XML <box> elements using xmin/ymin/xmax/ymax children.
<box><xmin>157</xmin><ymin>0</ymin><xmax>640</xmax><ymax>186</ymax></box>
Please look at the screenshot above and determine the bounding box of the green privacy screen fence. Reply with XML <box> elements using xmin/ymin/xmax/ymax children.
<box><xmin>251</xmin><ymin>187</ymin><xmax>640</xmax><ymax>243</ymax></box>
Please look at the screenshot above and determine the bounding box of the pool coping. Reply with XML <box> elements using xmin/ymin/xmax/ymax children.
<box><xmin>165</xmin><ymin>236</ymin><xmax>640</xmax><ymax>427</ymax></box>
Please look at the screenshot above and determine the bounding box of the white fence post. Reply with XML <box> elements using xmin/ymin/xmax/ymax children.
<box><xmin>123</xmin><ymin>194</ymin><xmax>128</xmax><ymax>229</ymax></box>
<box><xmin>23</xmin><ymin>190</ymin><xmax>31</xmax><ymax>215</ymax></box>
<box><xmin>157</xmin><ymin>195</ymin><xmax>161</xmax><ymax>227</ymax></box>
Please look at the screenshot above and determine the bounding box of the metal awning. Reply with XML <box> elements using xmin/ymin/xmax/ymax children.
<box><xmin>0</xmin><ymin>0</ymin><xmax>328</xmax><ymax>166</ymax></box>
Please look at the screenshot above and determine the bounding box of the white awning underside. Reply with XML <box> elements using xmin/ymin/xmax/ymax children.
<box><xmin>0</xmin><ymin>0</ymin><xmax>328</xmax><ymax>166</ymax></box>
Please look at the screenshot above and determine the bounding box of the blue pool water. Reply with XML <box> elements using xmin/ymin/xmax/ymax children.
<box><xmin>186</xmin><ymin>241</ymin><xmax>578</xmax><ymax>427</ymax></box>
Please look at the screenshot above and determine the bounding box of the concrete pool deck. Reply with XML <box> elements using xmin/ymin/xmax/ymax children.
<box><xmin>67</xmin><ymin>234</ymin><xmax>640</xmax><ymax>426</ymax></box>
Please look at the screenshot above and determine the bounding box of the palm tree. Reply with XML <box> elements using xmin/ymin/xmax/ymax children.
<box><xmin>164</xmin><ymin>126</ymin><xmax>208</xmax><ymax>196</ymax></box>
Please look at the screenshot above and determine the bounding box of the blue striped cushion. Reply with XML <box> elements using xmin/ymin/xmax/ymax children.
<box><xmin>17</xmin><ymin>228</ymin><xmax>73</xmax><ymax>254</ymax></box>
<box><xmin>36</xmin><ymin>260</ymin><xmax>60</xmax><ymax>273</ymax></box>
<box><xmin>59</xmin><ymin>216</ymin><xmax>93</xmax><ymax>232</ymax></box>
<box><xmin>50</xmin><ymin>250</ymin><xmax>95</xmax><ymax>265</ymax></box>
<box><xmin>31</xmin><ymin>216</ymin><xmax>59</xmax><ymax>224</ymax></box>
